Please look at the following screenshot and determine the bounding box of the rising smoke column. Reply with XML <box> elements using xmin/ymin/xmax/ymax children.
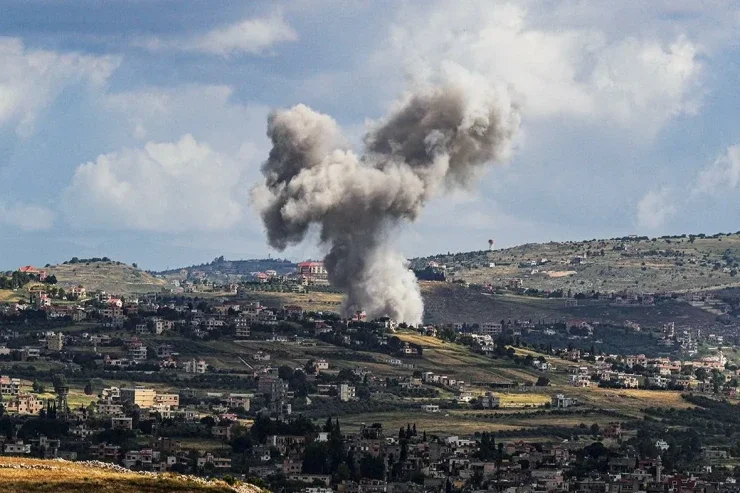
<box><xmin>251</xmin><ymin>82</ymin><xmax>520</xmax><ymax>325</ymax></box>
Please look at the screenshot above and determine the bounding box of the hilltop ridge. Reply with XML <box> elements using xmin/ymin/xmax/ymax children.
<box><xmin>48</xmin><ymin>259</ymin><xmax>167</xmax><ymax>294</ymax></box>
<box><xmin>411</xmin><ymin>231</ymin><xmax>740</xmax><ymax>295</ymax></box>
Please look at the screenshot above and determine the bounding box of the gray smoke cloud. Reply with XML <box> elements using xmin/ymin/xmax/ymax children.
<box><xmin>251</xmin><ymin>81</ymin><xmax>520</xmax><ymax>325</ymax></box>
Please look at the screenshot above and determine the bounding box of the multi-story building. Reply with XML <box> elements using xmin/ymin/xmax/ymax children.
<box><xmin>339</xmin><ymin>383</ymin><xmax>356</xmax><ymax>402</ymax></box>
<box><xmin>5</xmin><ymin>393</ymin><xmax>45</xmax><ymax>415</ymax></box>
<box><xmin>183</xmin><ymin>359</ymin><xmax>207</xmax><ymax>374</ymax></box>
<box><xmin>226</xmin><ymin>394</ymin><xmax>251</xmax><ymax>410</ymax></box>
<box><xmin>111</xmin><ymin>416</ymin><xmax>134</xmax><ymax>430</ymax></box>
<box><xmin>235</xmin><ymin>318</ymin><xmax>251</xmax><ymax>338</ymax></box>
<box><xmin>258</xmin><ymin>376</ymin><xmax>288</xmax><ymax>398</ymax></box>
<box><xmin>129</xmin><ymin>344</ymin><xmax>148</xmax><ymax>361</ymax></box>
<box><xmin>0</xmin><ymin>375</ymin><xmax>21</xmax><ymax>396</ymax></box>
<box><xmin>478</xmin><ymin>322</ymin><xmax>503</xmax><ymax>337</ymax></box>
<box><xmin>479</xmin><ymin>392</ymin><xmax>501</xmax><ymax>409</ymax></box>
<box><xmin>154</xmin><ymin>393</ymin><xmax>180</xmax><ymax>408</ymax></box>
<box><xmin>297</xmin><ymin>261</ymin><xmax>329</xmax><ymax>285</ymax></box>
<box><xmin>552</xmin><ymin>394</ymin><xmax>578</xmax><ymax>409</ymax></box>
<box><xmin>47</xmin><ymin>332</ymin><xmax>64</xmax><ymax>351</ymax></box>
<box><xmin>120</xmin><ymin>387</ymin><xmax>157</xmax><ymax>408</ymax></box>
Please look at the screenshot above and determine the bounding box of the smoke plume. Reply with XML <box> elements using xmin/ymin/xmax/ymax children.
<box><xmin>252</xmin><ymin>82</ymin><xmax>520</xmax><ymax>325</ymax></box>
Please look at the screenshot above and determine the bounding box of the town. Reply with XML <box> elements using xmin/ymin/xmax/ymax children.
<box><xmin>1</xmin><ymin>259</ymin><xmax>740</xmax><ymax>492</ymax></box>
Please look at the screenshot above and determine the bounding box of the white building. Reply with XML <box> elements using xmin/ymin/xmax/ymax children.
<box><xmin>339</xmin><ymin>383</ymin><xmax>356</xmax><ymax>402</ymax></box>
<box><xmin>183</xmin><ymin>359</ymin><xmax>207</xmax><ymax>374</ymax></box>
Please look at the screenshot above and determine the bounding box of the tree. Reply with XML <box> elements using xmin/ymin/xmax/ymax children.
<box><xmin>302</xmin><ymin>442</ymin><xmax>329</xmax><ymax>474</ymax></box>
<box><xmin>32</xmin><ymin>380</ymin><xmax>45</xmax><ymax>393</ymax></box>
<box><xmin>590</xmin><ymin>423</ymin><xmax>600</xmax><ymax>437</ymax></box>
<box><xmin>52</xmin><ymin>374</ymin><xmax>67</xmax><ymax>391</ymax></box>
<box><xmin>335</xmin><ymin>462</ymin><xmax>351</xmax><ymax>482</ymax></box>
<box><xmin>359</xmin><ymin>455</ymin><xmax>385</xmax><ymax>480</ymax></box>
<box><xmin>84</xmin><ymin>382</ymin><xmax>93</xmax><ymax>395</ymax></box>
<box><xmin>535</xmin><ymin>376</ymin><xmax>550</xmax><ymax>386</ymax></box>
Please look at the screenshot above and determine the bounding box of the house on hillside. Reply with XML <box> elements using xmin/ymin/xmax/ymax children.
<box><xmin>18</xmin><ymin>265</ymin><xmax>47</xmax><ymax>280</ymax></box>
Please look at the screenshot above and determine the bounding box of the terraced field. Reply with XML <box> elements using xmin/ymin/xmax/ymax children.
<box><xmin>413</xmin><ymin>232</ymin><xmax>740</xmax><ymax>294</ymax></box>
<box><xmin>49</xmin><ymin>261</ymin><xmax>167</xmax><ymax>294</ymax></box>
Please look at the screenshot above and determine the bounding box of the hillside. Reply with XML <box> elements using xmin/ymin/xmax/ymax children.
<box><xmin>0</xmin><ymin>457</ymin><xmax>261</xmax><ymax>493</ymax></box>
<box><xmin>419</xmin><ymin>281</ymin><xmax>719</xmax><ymax>328</ymax></box>
<box><xmin>155</xmin><ymin>257</ymin><xmax>297</xmax><ymax>283</ymax></box>
<box><xmin>49</xmin><ymin>261</ymin><xmax>167</xmax><ymax>294</ymax></box>
<box><xmin>411</xmin><ymin>232</ymin><xmax>740</xmax><ymax>294</ymax></box>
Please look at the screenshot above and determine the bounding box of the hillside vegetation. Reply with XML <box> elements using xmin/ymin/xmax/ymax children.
<box><xmin>156</xmin><ymin>256</ymin><xmax>297</xmax><ymax>283</ymax></box>
<box><xmin>419</xmin><ymin>282</ymin><xmax>718</xmax><ymax>327</ymax></box>
<box><xmin>412</xmin><ymin>232</ymin><xmax>740</xmax><ymax>294</ymax></box>
<box><xmin>0</xmin><ymin>458</ymin><xmax>260</xmax><ymax>493</ymax></box>
<box><xmin>49</xmin><ymin>261</ymin><xmax>166</xmax><ymax>294</ymax></box>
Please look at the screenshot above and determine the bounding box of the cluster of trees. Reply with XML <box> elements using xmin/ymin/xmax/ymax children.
<box><xmin>0</xmin><ymin>271</ymin><xmax>34</xmax><ymax>289</ymax></box>
<box><xmin>62</xmin><ymin>257</ymin><xmax>112</xmax><ymax>264</ymax></box>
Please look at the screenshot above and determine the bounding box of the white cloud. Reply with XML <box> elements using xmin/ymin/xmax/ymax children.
<box><xmin>0</xmin><ymin>201</ymin><xmax>54</xmax><ymax>231</ymax></box>
<box><xmin>63</xmin><ymin>135</ymin><xmax>250</xmax><ymax>232</ymax></box>
<box><xmin>695</xmin><ymin>145</ymin><xmax>740</xmax><ymax>194</ymax></box>
<box><xmin>0</xmin><ymin>37</ymin><xmax>119</xmax><ymax>137</ymax></box>
<box><xmin>103</xmin><ymin>84</ymin><xmax>269</xmax><ymax>154</ymax></box>
<box><xmin>138</xmin><ymin>13</ymin><xmax>297</xmax><ymax>56</ymax></box>
<box><xmin>636</xmin><ymin>187</ymin><xmax>676</xmax><ymax>230</ymax></box>
<box><xmin>378</xmin><ymin>2</ymin><xmax>702</xmax><ymax>132</ymax></box>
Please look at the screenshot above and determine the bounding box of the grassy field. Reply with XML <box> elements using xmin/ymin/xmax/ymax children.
<box><xmin>0</xmin><ymin>457</ymin><xmax>250</xmax><ymax>493</ymax></box>
<box><xmin>337</xmin><ymin>406</ymin><xmax>621</xmax><ymax>437</ymax></box>
<box><xmin>229</xmin><ymin>290</ymin><xmax>343</xmax><ymax>313</ymax></box>
<box><xmin>49</xmin><ymin>261</ymin><xmax>167</xmax><ymax>294</ymax></box>
<box><xmin>0</xmin><ymin>288</ymin><xmax>24</xmax><ymax>302</ymax></box>
<box><xmin>338</xmin><ymin>411</ymin><xmax>529</xmax><ymax>435</ymax></box>
<box><xmin>564</xmin><ymin>387</ymin><xmax>695</xmax><ymax>417</ymax></box>
<box><xmin>395</xmin><ymin>331</ymin><xmax>547</xmax><ymax>384</ymax></box>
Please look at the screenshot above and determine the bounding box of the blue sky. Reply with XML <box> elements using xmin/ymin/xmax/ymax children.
<box><xmin>1</xmin><ymin>0</ymin><xmax>739</xmax><ymax>270</ymax></box>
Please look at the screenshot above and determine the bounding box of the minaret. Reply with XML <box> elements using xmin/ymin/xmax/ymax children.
<box><xmin>655</xmin><ymin>455</ymin><xmax>662</xmax><ymax>483</ymax></box>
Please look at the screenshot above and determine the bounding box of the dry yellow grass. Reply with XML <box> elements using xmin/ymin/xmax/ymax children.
<box><xmin>566</xmin><ymin>387</ymin><xmax>693</xmax><ymax>416</ymax></box>
<box><xmin>339</xmin><ymin>411</ymin><xmax>528</xmax><ymax>435</ymax></box>
<box><xmin>545</xmin><ymin>271</ymin><xmax>577</xmax><ymax>278</ymax></box>
<box><xmin>497</xmin><ymin>392</ymin><xmax>551</xmax><ymax>408</ymax></box>
<box><xmin>0</xmin><ymin>289</ymin><xmax>23</xmax><ymax>302</ymax></box>
<box><xmin>234</xmin><ymin>290</ymin><xmax>343</xmax><ymax>312</ymax></box>
<box><xmin>49</xmin><ymin>262</ymin><xmax>166</xmax><ymax>294</ymax></box>
<box><xmin>0</xmin><ymin>457</ymin><xmax>246</xmax><ymax>493</ymax></box>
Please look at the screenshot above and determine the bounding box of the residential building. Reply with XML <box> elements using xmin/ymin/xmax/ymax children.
<box><xmin>183</xmin><ymin>359</ymin><xmax>207</xmax><ymax>374</ymax></box>
<box><xmin>479</xmin><ymin>392</ymin><xmax>500</xmax><ymax>409</ymax></box>
<box><xmin>297</xmin><ymin>261</ymin><xmax>329</xmax><ymax>285</ymax></box>
<box><xmin>111</xmin><ymin>416</ymin><xmax>134</xmax><ymax>430</ymax></box>
<box><xmin>339</xmin><ymin>383</ymin><xmax>356</xmax><ymax>402</ymax></box>
<box><xmin>551</xmin><ymin>394</ymin><xmax>578</xmax><ymax>409</ymax></box>
<box><xmin>5</xmin><ymin>393</ymin><xmax>45</xmax><ymax>415</ymax></box>
<box><xmin>154</xmin><ymin>393</ymin><xmax>180</xmax><ymax>408</ymax></box>
<box><xmin>120</xmin><ymin>387</ymin><xmax>157</xmax><ymax>408</ymax></box>
<box><xmin>0</xmin><ymin>375</ymin><xmax>21</xmax><ymax>396</ymax></box>
<box><xmin>47</xmin><ymin>332</ymin><xmax>64</xmax><ymax>351</ymax></box>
